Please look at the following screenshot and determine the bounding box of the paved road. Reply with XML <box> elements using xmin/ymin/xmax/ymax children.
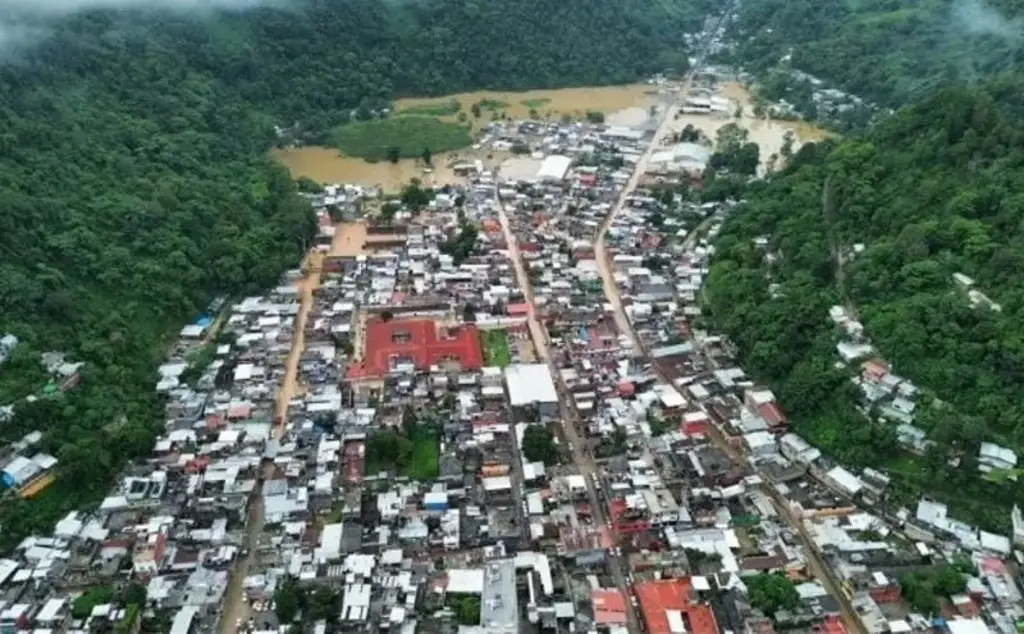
<box><xmin>496</xmin><ymin>204</ymin><xmax>642</xmax><ymax>632</ymax></box>
<box><xmin>587</xmin><ymin>60</ymin><xmax>869</xmax><ymax>634</ymax></box>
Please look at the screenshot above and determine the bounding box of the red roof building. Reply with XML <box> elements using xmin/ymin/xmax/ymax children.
<box><xmin>608</xmin><ymin>498</ymin><xmax>652</xmax><ymax>535</ymax></box>
<box><xmin>348</xmin><ymin>318</ymin><xmax>483</xmax><ymax>379</ymax></box>
<box><xmin>757</xmin><ymin>402</ymin><xmax>787</xmax><ymax>431</ymax></box>
<box><xmin>592</xmin><ymin>589</ymin><xmax>628</xmax><ymax>626</ymax></box>
<box><xmin>635</xmin><ymin>578</ymin><xmax>719</xmax><ymax>634</ymax></box>
<box><xmin>507</xmin><ymin>303</ymin><xmax>531</xmax><ymax>317</ymax></box>
<box><xmin>814</xmin><ymin>616</ymin><xmax>847</xmax><ymax>634</ymax></box>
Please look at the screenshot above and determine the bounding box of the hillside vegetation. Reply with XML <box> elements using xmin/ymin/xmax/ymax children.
<box><xmin>0</xmin><ymin>0</ymin><xmax>713</xmax><ymax>550</ymax></box>
<box><xmin>705</xmin><ymin>80</ymin><xmax>1024</xmax><ymax>530</ymax></box>
<box><xmin>727</xmin><ymin>0</ymin><xmax>1024</xmax><ymax>118</ymax></box>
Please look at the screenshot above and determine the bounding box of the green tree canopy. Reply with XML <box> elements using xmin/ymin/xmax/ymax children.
<box><xmin>522</xmin><ymin>424</ymin><xmax>558</xmax><ymax>464</ymax></box>
<box><xmin>745</xmin><ymin>572</ymin><xmax>800</xmax><ymax>617</ymax></box>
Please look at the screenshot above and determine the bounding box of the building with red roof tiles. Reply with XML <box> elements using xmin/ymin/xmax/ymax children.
<box><xmin>635</xmin><ymin>578</ymin><xmax>720</xmax><ymax>634</ymax></box>
<box><xmin>814</xmin><ymin>616</ymin><xmax>847</xmax><ymax>634</ymax></box>
<box><xmin>348</xmin><ymin>318</ymin><xmax>483</xmax><ymax>379</ymax></box>
<box><xmin>592</xmin><ymin>589</ymin><xmax>628</xmax><ymax>626</ymax></box>
<box><xmin>506</xmin><ymin>303</ymin><xmax>530</xmax><ymax>317</ymax></box>
<box><xmin>608</xmin><ymin>498</ymin><xmax>652</xmax><ymax>535</ymax></box>
<box><xmin>757</xmin><ymin>401</ymin><xmax>788</xmax><ymax>432</ymax></box>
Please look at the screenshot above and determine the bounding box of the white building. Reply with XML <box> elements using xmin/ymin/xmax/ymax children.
<box><xmin>504</xmin><ymin>364</ymin><xmax>559</xmax><ymax>418</ymax></box>
<box><xmin>979</xmin><ymin>442</ymin><xmax>1017</xmax><ymax>476</ymax></box>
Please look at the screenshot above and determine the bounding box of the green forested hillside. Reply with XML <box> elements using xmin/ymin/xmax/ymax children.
<box><xmin>728</xmin><ymin>0</ymin><xmax>1024</xmax><ymax>114</ymax></box>
<box><xmin>0</xmin><ymin>0</ymin><xmax>711</xmax><ymax>548</ymax></box>
<box><xmin>706</xmin><ymin>81</ymin><xmax>1024</xmax><ymax>529</ymax></box>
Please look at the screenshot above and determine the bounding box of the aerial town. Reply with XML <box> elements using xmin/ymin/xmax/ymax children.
<box><xmin>0</xmin><ymin>62</ymin><xmax>1021</xmax><ymax>634</ymax></box>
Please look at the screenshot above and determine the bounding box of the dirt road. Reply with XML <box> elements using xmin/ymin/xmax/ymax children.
<box><xmin>219</xmin><ymin>250</ymin><xmax>323</xmax><ymax>634</ymax></box>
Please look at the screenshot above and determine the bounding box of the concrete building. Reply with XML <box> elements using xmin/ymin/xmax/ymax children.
<box><xmin>505</xmin><ymin>364</ymin><xmax>559</xmax><ymax>418</ymax></box>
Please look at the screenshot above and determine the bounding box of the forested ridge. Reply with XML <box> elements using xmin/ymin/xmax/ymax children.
<box><xmin>726</xmin><ymin>0</ymin><xmax>1024</xmax><ymax>121</ymax></box>
<box><xmin>706</xmin><ymin>81</ymin><xmax>1024</xmax><ymax>529</ymax></box>
<box><xmin>0</xmin><ymin>0</ymin><xmax>712</xmax><ymax>549</ymax></box>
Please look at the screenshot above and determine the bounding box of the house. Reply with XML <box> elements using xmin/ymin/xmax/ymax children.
<box><xmin>0</xmin><ymin>334</ymin><xmax>17</xmax><ymax>366</ymax></box>
<box><xmin>978</xmin><ymin>442</ymin><xmax>1017</xmax><ymax>477</ymax></box>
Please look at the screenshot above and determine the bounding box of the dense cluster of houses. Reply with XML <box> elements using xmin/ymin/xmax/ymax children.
<box><xmin>0</xmin><ymin>72</ymin><xmax>1022</xmax><ymax>634</ymax></box>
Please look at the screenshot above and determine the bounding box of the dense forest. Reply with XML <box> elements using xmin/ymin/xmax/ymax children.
<box><xmin>725</xmin><ymin>0</ymin><xmax>1024</xmax><ymax>123</ymax></box>
<box><xmin>0</xmin><ymin>0</ymin><xmax>714</xmax><ymax>550</ymax></box>
<box><xmin>705</xmin><ymin>80</ymin><xmax>1024</xmax><ymax>530</ymax></box>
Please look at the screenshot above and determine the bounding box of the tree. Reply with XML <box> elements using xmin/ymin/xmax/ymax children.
<box><xmin>781</xmin><ymin>131</ymin><xmax>795</xmax><ymax>158</ymax></box>
<box><xmin>900</xmin><ymin>571</ymin><xmax>940</xmax><ymax>614</ymax></box>
<box><xmin>710</xmin><ymin>123</ymin><xmax>760</xmax><ymax>176</ymax></box>
<box><xmin>400</xmin><ymin>179</ymin><xmax>432</xmax><ymax>211</ymax></box>
<box><xmin>454</xmin><ymin>596</ymin><xmax>481</xmax><ymax>625</ymax></box>
<box><xmin>586</xmin><ymin>110</ymin><xmax>606</xmax><ymax>124</ymax></box>
<box><xmin>387</xmin><ymin>146</ymin><xmax>401</xmax><ymax>164</ymax></box>
<box><xmin>522</xmin><ymin>424</ymin><xmax>558</xmax><ymax>464</ymax></box>
<box><xmin>421</xmin><ymin>147</ymin><xmax>433</xmax><ymax>166</ymax></box>
<box><xmin>440</xmin><ymin>213</ymin><xmax>479</xmax><ymax>264</ymax></box>
<box><xmin>307</xmin><ymin>586</ymin><xmax>341</xmax><ymax>623</ymax></box>
<box><xmin>745</xmin><ymin>573</ymin><xmax>799</xmax><ymax>617</ymax></box>
<box><xmin>121</xmin><ymin>583</ymin><xmax>148</xmax><ymax>608</ymax></box>
<box><xmin>295</xmin><ymin>177</ymin><xmax>323</xmax><ymax>193</ymax></box>
<box><xmin>471</xmin><ymin>103</ymin><xmax>483</xmax><ymax>118</ymax></box>
<box><xmin>274</xmin><ymin>577</ymin><xmax>305</xmax><ymax>624</ymax></box>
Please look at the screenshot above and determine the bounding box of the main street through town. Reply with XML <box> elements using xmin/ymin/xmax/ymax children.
<box><xmin>497</xmin><ymin>203</ymin><xmax>642</xmax><ymax>632</ymax></box>
<box><xmin>495</xmin><ymin>14</ymin><xmax>731</xmax><ymax>633</ymax></box>
<box><xmin>588</xmin><ymin>56</ymin><xmax>871</xmax><ymax>634</ymax></box>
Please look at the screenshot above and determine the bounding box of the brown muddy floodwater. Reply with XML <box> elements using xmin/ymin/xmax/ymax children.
<box><xmin>271</xmin><ymin>84</ymin><xmax>662</xmax><ymax>190</ymax></box>
<box><xmin>395</xmin><ymin>84</ymin><xmax>658</xmax><ymax>124</ymax></box>
<box><xmin>270</xmin><ymin>147</ymin><xmax>449</xmax><ymax>192</ymax></box>
<box><xmin>674</xmin><ymin>82</ymin><xmax>830</xmax><ymax>174</ymax></box>
<box><xmin>272</xmin><ymin>82</ymin><xmax>827</xmax><ymax>187</ymax></box>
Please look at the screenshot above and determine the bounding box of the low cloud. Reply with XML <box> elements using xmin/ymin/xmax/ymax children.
<box><xmin>952</xmin><ymin>0</ymin><xmax>1023</xmax><ymax>41</ymax></box>
<box><xmin>0</xmin><ymin>0</ymin><xmax>280</xmax><ymax>55</ymax></box>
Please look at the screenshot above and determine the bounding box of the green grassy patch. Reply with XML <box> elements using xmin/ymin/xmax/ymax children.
<box><xmin>332</xmin><ymin>116</ymin><xmax>473</xmax><ymax>161</ymax></box>
<box><xmin>480</xmin><ymin>329</ymin><xmax>512</xmax><ymax>367</ymax></box>
<box><xmin>520</xmin><ymin>98</ymin><xmax>551</xmax><ymax>109</ymax></box>
<box><xmin>72</xmin><ymin>586</ymin><xmax>116</xmax><ymax>619</ymax></box>
<box><xmin>398</xmin><ymin>99</ymin><xmax>461</xmax><ymax>116</ymax></box>
<box><xmin>406</xmin><ymin>426</ymin><xmax>440</xmax><ymax>480</ymax></box>
<box><xmin>477</xmin><ymin>98</ymin><xmax>508</xmax><ymax>110</ymax></box>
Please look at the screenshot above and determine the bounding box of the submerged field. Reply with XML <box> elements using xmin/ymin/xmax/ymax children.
<box><xmin>394</xmin><ymin>84</ymin><xmax>656</xmax><ymax>126</ymax></box>
<box><xmin>272</xmin><ymin>84</ymin><xmax>657</xmax><ymax>189</ymax></box>
<box><xmin>331</xmin><ymin>115</ymin><xmax>474</xmax><ymax>161</ymax></box>
<box><xmin>271</xmin><ymin>82</ymin><xmax>829</xmax><ymax>189</ymax></box>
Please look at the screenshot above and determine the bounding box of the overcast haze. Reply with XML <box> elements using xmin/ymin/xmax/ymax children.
<box><xmin>953</xmin><ymin>0</ymin><xmax>1024</xmax><ymax>41</ymax></box>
